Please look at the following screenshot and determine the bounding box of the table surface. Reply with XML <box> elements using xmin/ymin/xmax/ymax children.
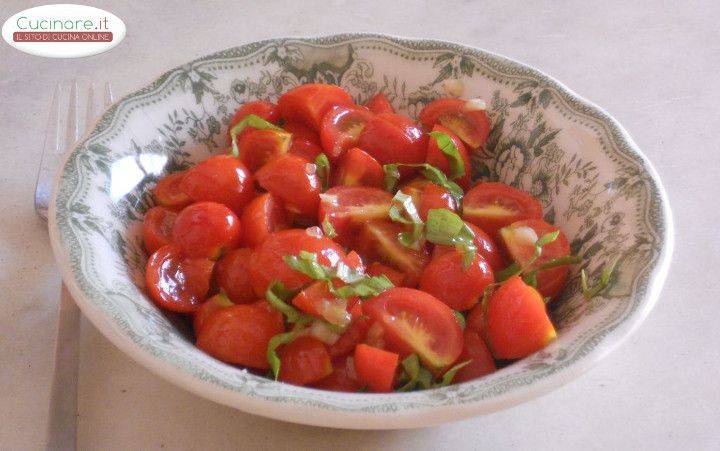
<box><xmin>2</xmin><ymin>0</ymin><xmax>719</xmax><ymax>449</ymax></box>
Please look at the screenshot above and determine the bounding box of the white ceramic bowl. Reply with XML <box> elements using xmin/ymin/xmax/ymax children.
<box><xmin>49</xmin><ymin>34</ymin><xmax>673</xmax><ymax>429</ymax></box>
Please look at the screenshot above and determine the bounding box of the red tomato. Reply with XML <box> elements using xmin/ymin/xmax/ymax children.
<box><xmin>357</xmin><ymin>113</ymin><xmax>428</xmax><ymax>165</ymax></box>
<box><xmin>213</xmin><ymin>248</ymin><xmax>256</xmax><ymax>304</ymax></box>
<box><xmin>366</xmin><ymin>262</ymin><xmax>405</xmax><ymax>287</ymax></box>
<box><xmin>235</xmin><ymin>128</ymin><xmax>292</xmax><ymax>172</ymax></box>
<box><xmin>312</xmin><ymin>358</ymin><xmax>362</xmax><ymax>392</ymax></box>
<box><xmin>500</xmin><ymin>219</ymin><xmax>571</xmax><ymax>299</ymax></box>
<box><xmin>284</xmin><ymin>121</ymin><xmax>324</xmax><ymax>162</ymax></box>
<box><xmin>291</xmin><ymin>281</ymin><xmax>355</xmax><ymax>327</ymax></box>
<box><xmin>196</xmin><ymin>303</ymin><xmax>284</xmax><ymax>368</ymax></box>
<box><xmin>226</xmin><ymin>100</ymin><xmax>279</xmax><ymax>144</ymax></box>
<box><xmin>452</xmin><ymin>329</ymin><xmax>496</xmax><ymax>383</ymax></box>
<box><xmin>465</xmin><ymin>299</ymin><xmax>486</xmax><ymax>334</ymax></box>
<box><xmin>239</xmin><ymin>193</ymin><xmax>289</xmax><ymax>248</ymax></box>
<box><xmin>172</xmin><ymin>202</ymin><xmax>241</xmax><ymax>259</ymax></box>
<box><xmin>255</xmin><ymin>154</ymin><xmax>321</xmax><ymax>219</ymax></box>
<box><xmin>418</xmin><ymin>98</ymin><xmax>491</xmax><ymax>148</ymax></box>
<box><xmin>278</xmin><ymin>84</ymin><xmax>353</xmax><ymax>131</ymax></box>
<box><xmin>193</xmin><ymin>292</ymin><xmax>234</xmax><ymax>336</ymax></box>
<box><xmin>401</xmin><ymin>179</ymin><xmax>458</xmax><ymax>221</ymax></box>
<box><xmin>328</xmin><ymin>317</ymin><xmax>371</xmax><ymax>358</ymax></box>
<box><xmin>145</xmin><ymin>245</ymin><xmax>214</xmax><ymax>313</ymax></box>
<box><xmin>332</xmin><ymin>147</ymin><xmax>384</xmax><ymax>189</ymax></box>
<box><xmin>365</xmin><ymin>92</ymin><xmax>395</xmax><ymax>115</ymax></box>
<box><xmin>419</xmin><ymin>249</ymin><xmax>494</xmax><ymax>311</ymax></box>
<box><xmin>318</xmin><ymin>186</ymin><xmax>392</xmax><ymax>244</ymax></box>
<box><xmin>319</xmin><ymin>105</ymin><xmax>374</xmax><ymax>160</ymax></box>
<box><xmin>180</xmin><ymin>155</ymin><xmax>254</xmax><ymax>214</ymax></box>
<box><xmin>354</xmin><ymin>344</ymin><xmax>399</xmax><ymax>392</ymax></box>
<box><xmin>344</xmin><ymin>250</ymin><xmax>364</xmax><ymax>271</ymax></box>
<box><xmin>154</xmin><ymin>171</ymin><xmax>191</xmax><ymax>209</ymax></box>
<box><xmin>279</xmin><ymin>336</ymin><xmax>333</xmax><ymax>386</ymax></box>
<box><xmin>249</xmin><ymin>228</ymin><xmax>346</xmax><ymax>297</ymax></box>
<box><xmin>462</xmin><ymin>182</ymin><xmax>543</xmax><ymax>237</ymax></box>
<box><xmin>425</xmin><ymin>124</ymin><xmax>471</xmax><ymax>189</ymax></box>
<box><xmin>362</xmin><ymin>288</ymin><xmax>463</xmax><ymax>370</ymax></box>
<box><xmin>433</xmin><ymin>222</ymin><xmax>505</xmax><ymax>272</ymax></box>
<box><xmin>485</xmin><ymin>275</ymin><xmax>557</xmax><ymax>359</ymax></box>
<box><xmin>142</xmin><ymin>206</ymin><xmax>177</xmax><ymax>254</ymax></box>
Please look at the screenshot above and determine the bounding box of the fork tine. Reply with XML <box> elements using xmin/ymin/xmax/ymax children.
<box><xmin>34</xmin><ymin>83</ymin><xmax>61</xmax><ymax>219</ymax></box>
<box><xmin>105</xmin><ymin>81</ymin><xmax>114</xmax><ymax>106</ymax></box>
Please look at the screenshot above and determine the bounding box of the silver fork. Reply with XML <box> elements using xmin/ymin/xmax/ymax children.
<box><xmin>35</xmin><ymin>81</ymin><xmax>114</xmax><ymax>451</ymax></box>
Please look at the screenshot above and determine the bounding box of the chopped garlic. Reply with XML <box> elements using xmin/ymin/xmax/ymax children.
<box><xmin>305</xmin><ymin>226</ymin><xmax>323</xmax><ymax>238</ymax></box>
<box><xmin>513</xmin><ymin>226</ymin><xmax>539</xmax><ymax>247</ymax></box>
<box><xmin>309</xmin><ymin>320</ymin><xmax>341</xmax><ymax>345</ymax></box>
<box><xmin>464</xmin><ymin>98</ymin><xmax>487</xmax><ymax>111</ymax></box>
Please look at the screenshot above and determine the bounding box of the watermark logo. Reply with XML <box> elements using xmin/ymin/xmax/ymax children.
<box><xmin>2</xmin><ymin>4</ymin><xmax>125</xmax><ymax>58</ymax></box>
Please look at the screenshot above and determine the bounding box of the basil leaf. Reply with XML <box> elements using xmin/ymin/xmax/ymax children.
<box><xmin>581</xmin><ymin>257</ymin><xmax>619</xmax><ymax>300</ymax></box>
<box><xmin>417</xmin><ymin>367</ymin><xmax>434</xmax><ymax>389</ymax></box>
<box><xmin>267</xmin><ymin>330</ymin><xmax>296</xmax><ymax>380</ymax></box>
<box><xmin>453</xmin><ymin>310</ymin><xmax>466</xmax><ymax>329</ymax></box>
<box><xmin>397</xmin><ymin>354</ymin><xmax>421</xmax><ymax>392</ymax></box>
<box><xmin>315</xmin><ymin>153</ymin><xmax>331</xmax><ymax>191</ymax></box>
<box><xmin>429</xmin><ymin>131</ymin><xmax>465</xmax><ymax>180</ymax></box>
<box><xmin>536</xmin><ymin>254</ymin><xmax>582</xmax><ymax>270</ymax></box>
<box><xmin>265</xmin><ymin>282</ymin><xmax>303</xmax><ymax>323</ymax></box>
<box><xmin>425</xmin><ymin>209</ymin><xmax>477</xmax><ymax>268</ymax></box>
<box><xmin>335</xmin><ymin>275</ymin><xmax>394</xmax><ymax>298</ymax></box>
<box><xmin>383</xmin><ymin>164</ymin><xmax>402</xmax><ymax>192</ymax></box>
<box><xmin>436</xmin><ymin>360</ymin><xmax>472</xmax><ymax>387</ymax></box>
<box><xmin>283</xmin><ymin>253</ymin><xmax>328</xmax><ymax>280</ymax></box>
<box><xmin>321</xmin><ymin>217</ymin><xmax>337</xmax><ymax>238</ymax></box>
<box><xmin>333</xmin><ymin>261</ymin><xmax>366</xmax><ymax>284</ymax></box>
<box><xmin>229</xmin><ymin>114</ymin><xmax>285</xmax><ymax>157</ymax></box>
<box><xmin>523</xmin><ymin>271</ymin><xmax>538</xmax><ymax>288</ymax></box>
<box><xmin>388</xmin><ymin>190</ymin><xmax>425</xmax><ymax>250</ymax></box>
<box><xmin>381</xmin><ymin>163</ymin><xmax>464</xmax><ymax>206</ymax></box>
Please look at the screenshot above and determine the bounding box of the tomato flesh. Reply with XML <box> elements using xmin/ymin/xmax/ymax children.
<box><xmin>256</xmin><ymin>154</ymin><xmax>321</xmax><ymax>219</ymax></box>
<box><xmin>145</xmin><ymin>245</ymin><xmax>214</xmax><ymax>313</ymax></box>
<box><xmin>142</xmin><ymin>206</ymin><xmax>177</xmax><ymax>254</ymax></box>
<box><xmin>357</xmin><ymin>113</ymin><xmax>428</xmax><ymax>165</ymax></box>
<box><xmin>278</xmin><ymin>83</ymin><xmax>354</xmax><ymax>131</ymax></box>
<box><xmin>365</xmin><ymin>92</ymin><xmax>394</xmax><ymax>115</ymax></box>
<box><xmin>291</xmin><ymin>280</ymin><xmax>354</xmax><ymax>327</ymax></box>
<box><xmin>235</xmin><ymin>128</ymin><xmax>292</xmax><ymax>172</ymax></box>
<box><xmin>180</xmin><ymin>155</ymin><xmax>254</xmax><ymax>214</ymax></box>
<box><xmin>332</xmin><ymin>147</ymin><xmax>384</xmax><ymax>189</ymax></box>
<box><xmin>154</xmin><ymin>171</ymin><xmax>191</xmax><ymax>209</ymax></box>
<box><xmin>462</xmin><ymin>182</ymin><xmax>543</xmax><ymax>237</ymax></box>
<box><xmin>172</xmin><ymin>202</ymin><xmax>241</xmax><ymax>259</ymax></box>
<box><xmin>328</xmin><ymin>317</ymin><xmax>371</xmax><ymax>358</ymax></box>
<box><xmin>213</xmin><ymin>248</ymin><xmax>256</xmax><ymax>304</ymax></box>
<box><xmin>239</xmin><ymin>193</ymin><xmax>289</xmax><ymax>248</ymax></box>
<box><xmin>318</xmin><ymin>186</ymin><xmax>392</xmax><ymax>244</ymax></box>
<box><xmin>419</xmin><ymin>249</ymin><xmax>494</xmax><ymax>311</ymax></box>
<box><xmin>354</xmin><ymin>344</ymin><xmax>399</xmax><ymax>393</ymax></box>
<box><xmin>419</xmin><ymin>98</ymin><xmax>491</xmax><ymax>148</ymax></box>
<box><xmin>401</xmin><ymin>179</ymin><xmax>458</xmax><ymax>221</ymax></box>
<box><xmin>452</xmin><ymin>329</ymin><xmax>496</xmax><ymax>383</ymax></box>
<box><xmin>320</xmin><ymin>105</ymin><xmax>374</xmax><ymax>160</ymax></box>
<box><xmin>426</xmin><ymin>124</ymin><xmax>471</xmax><ymax>189</ymax></box>
<box><xmin>366</xmin><ymin>262</ymin><xmax>406</xmax><ymax>287</ymax></box>
<box><xmin>279</xmin><ymin>336</ymin><xmax>333</xmax><ymax>386</ymax></box>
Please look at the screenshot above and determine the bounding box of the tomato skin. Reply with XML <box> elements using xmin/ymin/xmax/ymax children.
<box><xmin>196</xmin><ymin>303</ymin><xmax>284</xmax><ymax>369</ymax></box>
<box><xmin>332</xmin><ymin>147</ymin><xmax>384</xmax><ymax>188</ymax></box>
<box><xmin>401</xmin><ymin>179</ymin><xmax>458</xmax><ymax>222</ymax></box>
<box><xmin>226</xmin><ymin>100</ymin><xmax>279</xmax><ymax>144</ymax></box>
<box><xmin>365</xmin><ymin>92</ymin><xmax>395</xmax><ymax>115</ymax></box>
<box><xmin>143</xmin><ymin>206</ymin><xmax>177</xmax><ymax>254</ymax></box>
<box><xmin>318</xmin><ymin>186</ymin><xmax>392</xmax><ymax>244</ymax></box>
<box><xmin>180</xmin><ymin>155</ymin><xmax>255</xmax><ymax>214</ymax></box>
<box><xmin>320</xmin><ymin>105</ymin><xmax>374</xmax><ymax>160</ymax></box>
<box><xmin>466</xmin><ymin>300</ymin><xmax>486</xmax><ymax>334</ymax></box>
<box><xmin>249</xmin><ymin>228</ymin><xmax>346</xmax><ymax>297</ymax></box>
<box><xmin>426</xmin><ymin>124</ymin><xmax>471</xmax><ymax>189</ymax></box>
<box><xmin>485</xmin><ymin>275</ymin><xmax>557</xmax><ymax>359</ymax></box>
<box><xmin>433</xmin><ymin>222</ymin><xmax>505</xmax><ymax>272</ymax></box>
<box><xmin>172</xmin><ymin>202</ymin><xmax>242</xmax><ymax>259</ymax></box>
<box><xmin>193</xmin><ymin>293</ymin><xmax>235</xmax><ymax>336</ymax></box>
<box><xmin>284</xmin><ymin>121</ymin><xmax>324</xmax><ymax>162</ymax></box>
<box><xmin>452</xmin><ymin>329</ymin><xmax>497</xmax><ymax>383</ymax></box>
<box><xmin>235</xmin><ymin>128</ymin><xmax>292</xmax><ymax>172</ymax></box>
<box><xmin>154</xmin><ymin>172</ymin><xmax>191</xmax><ymax>209</ymax></box>
<box><xmin>278</xmin><ymin>84</ymin><xmax>354</xmax><ymax>131</ymax></box>
<box><xmin>239</xmin><ymin>193</ymin><xmax>289</xmax><ymax>248</ymax></box>
<box><xmin>145</xmin><ymin>245</ymin><xmax>214</xmax><ymax>313</ymax></box>
<box><xmin>312</xmin><ymin>358</ymin><xmax>362</xmax><ymax>392</ymax></box>
<box><xmin>462</xmin><ymin>182</ymin><xmax>543</xmax><ymax>237</ymax></box>
<box><xmin>328</xmin><ymin>317</ymin><xmax>371</xmax><ymax>358</ymax></box>
<box><xmin>366</xmin><ymin>262</ymin><xmax>405</xmax><ymax>287</ymax></box>
<box><xmin>255</xmin><ymin>154</ymin><xmax>321</xmax><ymax>219</ymax></box>
<box><xmin>279</xmin><ymin>336</ymin><xmax>333</xmax><ymax>386</ymax></box>
<box><xmin>418</xmin><ymin>98</ymin><xmax>491</xmax><ymax>148</ymax></box>
<box><xmin>354</xmin><ymin>344</ymin><xmax>399</xmax><ymax>392</ymax></box>
<box><xmin>213</xmin><ymin>248</ymin><xmax>256</xmax><ymax>304</ymax></box>
<box><xmin>362</xmin><ymin>288</ymin><xmax>463</xmax><ymax>370</ymax></box>
<box><xmin>357</xmin><ymin>113</ymin><xmax>428</xmax><ymax>165</ymax></box>
<box><xmin>419</xmin><ymin>250</ymin><xmax>494</xmax><ymax>311</ymax></box>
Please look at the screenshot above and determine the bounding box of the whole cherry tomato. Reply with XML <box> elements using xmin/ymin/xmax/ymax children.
<box><xmin>142</xmin><ymin>206</ymin><xmax>177</xmax><ymax>254</ymax></box>
<box><xmin>172</xmin><ymin>202</ymin><xmax>242</xmax><ymax>259</ymax></box>
<box><xmin>284</xmin><ymin>121</ymin><xmax>324</xmax><ymax>162</ymax></box>
<box><xmin>419</xmin><ymin>98</ymin><xmax>491</xmax><ymax>148</ymax></box>
<box><xmin>213</xmin><ymin>247</ymin><xmax>256</xmax><ymax>304</ymax></box>
<box><xmin>425</xmin><ymin>124</ymin><xmax>471</xmax><ymax>189</ymax></box>
<box><xmin>365</xmin><ymin>92</ymin><xmax>394</xmax><ymax>115</ymax></box>
<box><xmin>193</xmin><ymin>292</ymin><xmax>234</xmax><ymax>336</ymax></box>
<box><xmin>332</xmin><ymin>147</ymin><xmax>384</xmax><ymax>189</ymax></box>
<box><xmin>153</xmin><ymin>171</ymin><xmax>191</xmax><ymax>209</ymax></box>
<box><xmin>320</xmin><ymin>105</ymin><xmax>374</xmax><ymax>160</ymax></box>
<box><xmin>462</xmin><ymin>182</ymin><xmax>543</xmax><ymax>237</ymax></box>
<box><xmin>239</xmin><ymin>193</ymin><xmax>289</xmax><ymax>248</ymax></box>
<box><xmin>180</xmin><ymin>155</ymin><xmax>254</xmax><ymax>214</ymax></box>
<box><xmin>145</xmin><ymin>244</ymin><xmax>214</xmax><ymax>313</ymax></box>
<box><xmin>279</xmin><ymin>336</ymin><xmax>333</xmax><ymax>386</ymax></box>
<box><xmin>419</xmin><ymin>249</ymin><xmax>494</xmax><ymax>311</ymax></box>
<box><xmin>278</xmin><ymin>83</ymin><xmax>354</xmax><ymax>131</ymax></box>
<box><xmin>255</xmin><ymin>154</ymin><xmax>321</xmax><ymax>219</ymax></box>
<box><xmin>357</xmin><ymin>113</ymin><xmax>428</xmax><ymax>165</ymax></box>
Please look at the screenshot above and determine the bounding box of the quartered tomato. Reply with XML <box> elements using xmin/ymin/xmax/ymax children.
<box><xmin>432</xmin><ymin>222</ymin><xmax>505</xmax><ymax>271</ymax></box>
<box><xmin>226</xmin><ymin>100</ymin><xmax>280</xmax><ymax>144</ymax></box>
<box><xmin>255</xmin><ymin>154</ymin><xmax>321</xmax><ymax>219</ymax></box>
<box><xmin>291</xmin><ymin>281</ymin><xmax>354</xmax><ymax>327</ymax></box>
<box><xmin>462</xmin><ymin>182</ymin><xmax>543</xmax><ymax>237</ymax></box>
<box><xmin>354</xmin><ymin>344</ymin><xmax>399</xmax><ymax>393</ymax></box>
<box><xmin>193</xmin><ymin>292</ymin><xmax>234</xmax><ymax>336</ymax></box>
<box><xmin>213</xmin><ymin>248</ymin><xmax>256</xmax><ymax>304</ymax></box>
<box><xmin>172</xmin><ymin>202</ymin><xmax>241</xmax><ymax>259</ymax></box>
<box><xmin>332</xmin><ymin>147</ymin><xmax>384</xmax><ymax>188</ymax></box>
<box><xmin>363</xmin><ymin>288</ymin><xmax>463</xmax><ymax>371</ymax></box>
<box><xmin>142</xmin><ymin>206</ymin><xmax>177</xmax><ymax>254</ymax></box>
<box><xmin>235</xmin><ymin>128</ymin><xmax>292</xmax><ymax>172</ymax></box>
<box><xmin>180</xmin><ymin>155</ymin><xmax>254</xmax><ymax>214</ymax></box>
<box><xmin>357</xmin><ymin>113</ymin><xmax>428</xmax><ymax>165</ymax></box>
<box><xmin>500</xmin><ymin>219</ymin><xmax>571</xmax><ymax>299</ymax></box>
<box><xmin>313</xmin><ymin>358</ymin><xmax>362</xmax><ymax>392</ymax></box>
<box><xmin>320</xmin><ymin>105</ymin><xmax>374</xmax><ymax>160</ymax></box>
<box><xmin>145</xmin><ymin>244</ymin><xmax>214</xmax><ymax>313</ymax></box>
<box><xmin>452</xmin><ymin>329</ymin><xmax>496</xmax><ymax>383</ymax></box>
<box><xmin>284</xmin><ymin>121</ymin><xmax>324</xmax><ymax>162</ymax></box>
<box><xmin>401</xmin><ymin>179</ymin><xmax>458</xmax><ymax>221</ymax></box>
<box><xmin>154</xmin><ymin>171</ymin><xmax>191</xmax><ymax>209</ymax></box>
<box><xmin>425</xmin><ymin>124</ymin><xmax>471</xmax><ymax>189</ymax></box>
<box><xmin>278</xmin><ymin>83</ymin><xmax>354</xmax><ymax>131</ymax></box>
<box><xmin>318</xmin><ymin>186</ymin><xmax>392</xmax><ymax>244</ymax></box>
<box><xmin>366</xmin><ymin>262</ymin><xmax>405</xmax><ymax>287</ymax></box>
<box><xmin>365</xmin><ymin>92</ymin><xmax>394</xmax><ymax>115</ymax></box>
<box><xmin>418</xmin><ymin>98</ymin><xmax>491</xmax><ymax>148</ymax></box>
<box><xmin>239</xmin><ymin>193</ymin><xmax>289</xmax><ymax>248</ymax></box>
<box><xmin>279</xmin><ymin>336</ymin><xmax>333</xmax><ymax>386</ymax></box>
<box><xmin>419</xmin><ymin>249</ymin><xmax>494</xmax><ymax>311</ymax></box>
<box><xmin>328</xmin><ymin>317</ymin><xmax>371</xmax><ymax>358</ymax></box>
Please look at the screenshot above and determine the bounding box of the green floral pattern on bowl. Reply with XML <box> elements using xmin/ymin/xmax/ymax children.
<box><xmin>49</xmin><ymin>34</ymin><xmax>672</xmax><ymax>429</ymax></box>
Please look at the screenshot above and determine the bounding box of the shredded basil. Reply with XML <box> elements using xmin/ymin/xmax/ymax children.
<box><xmin>315</xmin><ymin>153</ymin><xmax>331</xmax><ymax>191</ymax></box>
<box><xmin>229</xmin><ymin>114</ymin><xmax>286</xmax><ymax>157</ymax></box>
<box><xmin>429</xmin><ymin>131</ymin><xmax>465</xmax><ymax>180</ymax></box>
<box><xmin>425</xmin><ymin>209</ymin><xmax>477</xmax><ymax>268</ymax></box>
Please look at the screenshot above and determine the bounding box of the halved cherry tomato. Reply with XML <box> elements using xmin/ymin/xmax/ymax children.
<box><xmin>462</xmin><ymin>182</ymin><xmax>543</xmax><ymax>237</ymax></box>
<box><xmin>249</xmin><ymin>228</ymin><xmax>346</xmax><ymax>297</ymax></box>
<box><xmin>235</xmin><ymin>128</ymin><xmax>292</xmax><ymax>172</ymax></box>
<box><xmin>365</xmin><ymin>92</ymin><xmax>394</xmax><ymax>115</ymax></box>
<box><xmin>332</xmin><ymin>147</ymin><xmax>384</xmax><ymax>188</ymax></box>
<box><xmin>354</xmin><ymin>344</ymin><xmax>399</xmax><ymax>392</ymax></box>
<box><xmin>500</xmin><ymin>219</ymin><xmax>571</xmax><ymax>299</ymax></box>
<box><xmin>172</xmin><ymin>202</ymin><xmax>241</xmax><ymax>259</ymax></box>
<box><xmin>291</xmin><ymin>281</ymin><xmax>354</xmax><ymax>327</ymax></box>
<box><xmin>226</xmin><ymin>100</ymin><xmax>280</xmax><ymax>144</ymax></box>
<box><xmin>366</xmin><ymin>262</ymin><xmax>405</xmax><ymax>287</ymax></box>
<box><xmin>180</xmin><ymin>155</ymin><xmax>254</xmax><ymax>214</ymax></box>
<box><xmin>278</xmin><ymin>84</ymin><xmax>354</xmax><ymax>131</ymax></box>
<box><xmin>193</xmin><ymin>292</ymin><xmax>234</xmax><ymax>335</ymax></box>
<box><xmin>320</xmin><ymin>105</ymin><xmax>374</xmax><ymax>160</ymax></box>
<box><xmin>142</xmin><ymin>206</ymin><xmax>177</xmax><ymax>254</ymax></box>
<box><xmin>485</xmin><ymin>275</ymin><xmax>557</xmax><ymax>359</ymax></box>
<box><xmin>362</xmin><ymin>288</ymin><xmax>463</xmax><ymax>370</ymax></box>
<box><xmin>239</xmin><ymin>193</ymin><xmax>289</xmax><ymax>248</ymax></box>
<box><xmin>433</xmin><ymin>222</ymin><xmax>505</xmax><ymax>271</ymax></box>
<box><xmin>418</xmin><ymin>98</ymin><xmax>491</xmax><ymax>148</ymax></box>
<box><xmin>255</xmin><ymin>154</ymin><xmax>321</xmax><ymax>219</ymax></box>
<box><xmin>154</xmin><ymin>171</ymin><xmax>191</xmax><ymax>209</ymax></box>
<box><xmin>312</xmin><ymin>357</ymin><xmax>362</xmax><ymax>392</ymax></box>
<box><xmin>318</xmin><ymin>186</ymin><xmax>392</xmax><ymax>244</ymax></box>
<box><xmin>213</xmin><ymin>248</ymin><xmax>256</xmax><ymax>304</ymax></box>
<box><xmin>452</xmin><ymin>329</ymin><xmax>496</xmax><ymax>383</ymax></box>
<box><xmin>284</xmin><ymin>121</ymin><xmax>324</xmax><ymax>162</ymax></box>
<box><xmin>279</xmin><ymin>336</ymin><xmax>333</xmax><ymax>386</ymax></box>
<box><xmin>425</xmin><ymin>124</ymin><xmax>471</xmax><ymax>189</ymax></box>
<box><xmin>145</xmin><ymin>244</ymin><xmax>214</xmax><ymax>313</ymax></box>
<box><xmin>401</xmin><ymin>178</ymin><xmax>458</xmax><ymax>221</ymax></box>
<box><xmin>419</xmin><ymin>249</ymin><xmax>494</xmax><ymax>311</ymax></box>
<box><xmin>357</xmin><ymin>113</ymin><xmax>428</xmax><ymax>165</ymax></box>
<box><xmin>328</xmin><ymin>317</ymin><xmax>371</xmax><ymax>358</ymax></box>
<box><xmin>196</xmin><ymin>303</ymin><xmax>284</xmax><ymax>369</ymax></box>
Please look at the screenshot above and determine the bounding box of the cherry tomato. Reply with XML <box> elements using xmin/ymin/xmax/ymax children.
<box><xmin>318</xmin><ymin>186</ymin><xmax>392</xmax><ymax>244</ymax></box>
<box><xmin>466</xmin><ymin>299</ymin><xmax>486</xmax><ymax>334</ymax></box>
<box><xmin>362</xmin><ymin>287</ymin><xmax>463</xmax><ymax>370</ymax></box>
<box><xmin>418</xmin><ymin>98</ymin><xmax>491</xmax><ymax>148</ymax></box>
<box><xmin>452</xmin><ymin>329</ymin><xmax>496</xmax><ymax>383</ymax></box>
<box><xmin>320</xmin><ymin>105</ymin><xmax>374</xmax><ymax>160</ymax></box>
<box><xmin>154</xmin><ymin>171</ymin><xmax>191</xmax><ymax>209</ymax></box>
<box><xmin>291</xmin><ymin>281</ymin><xmax>355</xmax><ymax>327</ymax></box>
<box><xmin>196</xmin><ymin>303</ymin><xmax>284</xmax><ymax>369</ymax></box>
<box><xmin>145</xmin><ymin>245</ymin><xmax>214</xmax><ymax>313</ymax></box>
<box><xmin>213</xmin><ymin>248</ymin><xmax>256</xmax><ymax>304</ymax></box>
<box><xmin>485</xmin><ymin>275</ymin><xmax>556</xmax><ymax>359</ymax></box>
<box><xmin>401</xmin><ymin>179</ymin><xmax>458</xmax><ymax>221</ymax></box>
<box><xmin>462</xmin><ymin>182</ymin><xmax>543</xmax><ymax>237</ymax></box>
<box><xmin>425</xmin><ymin>124</ymin><xmax>471</xmax><ymax>189</ymax></box>
<box><xmin>354</xmin><ymin>344</ymin><xmax>399</xmax><ymax>392</ymax></box>
<box><xmin>256</xmin><ymin>154</ymin><xmax>321</xmax><ymax>219</ymax></box>
<box><xmin>278</xmin><ymin>83</ymin><xmax>353</xmax><ymax>131</ymax></box>
<box><xmin>344</xmin><ymin>250</ymin><xmax>364</xmax><ymax>271</ymax></box>
<box><xmin>312</xmin><ymin>357</ymin><xmax>362</xmax><ymax>392</ymax></box>
<box><xmin>284</xmin><ymin>121</ymin><xmax>324</xmax><ymax>162</ymax></box>
<box><xmin>239</xmin><ymin>193</ymin><xmax>289</xmax><ymax>248</ymax></box>
<box><xmin>235</xmin><ymin>128</ymin><xmax>292</xmax><ymax>173</ymax></box>
<box><xmin>193</xmin><ymin>292</ymin><xmax>234</xmax><ymax>336</ymax></box>
<box><xmin>226</xmin><ymin>100</ymin><xmax>280</xmax><ymax>144</ymax></box>
<box><xmin>332</xmin><ymin>147</ymin><xmax>384</xmax><ymax>189</ymax></box>
<box><xmin>500</xmin><ymin>219</ymin><xmax>571</xmax><ymax>299</ymax></box>
<box><xmin>433</xmin><ymin>222</ymin><xmax>505</xmax><ymax>271</ymax></box>
<box><xmin>419</xmin><ymin>249</ymin><xmax>494</xmax><ymax>311</ymax></box>
<box><xmin>180</xmin><ymin>155</ymin><xmax>254</xmax><ymax>214</ymax></box>
<box><xmin>279</xmin><ymin>336</ymin><xmax>333</xmax><ymax>386</ymax></box>
<box><xmin>366</xmin><ymin>262</ymin><xmax>405</xmax><ymax>287</ymax></box>
<box><xmin>249</xmin><ymin>228</ymin><xmax>347</xmax><ymax>297</ymax></box>
<box><xmin>328</xmin><ymin>317</ymin><xmax>371</xmax><ymax>358</ymax></box>
<box><xmin>142</xmin><ymin>206</ymin><xmax>177</xmax><ymax>254</ymax></box>
<box><xmin>365</xmin><ymin>92</ymin><xmax>394</xmax><ymax>115</ymax></box>
<box><xmin>357</xmin><ymin>113</ymin><xmax>428</xmax><ymax>165</ymax></box>
<box><xmin>172</xmin><ymin>202</ymin><xmax>241</xmax><ymax>259</ymax></box>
